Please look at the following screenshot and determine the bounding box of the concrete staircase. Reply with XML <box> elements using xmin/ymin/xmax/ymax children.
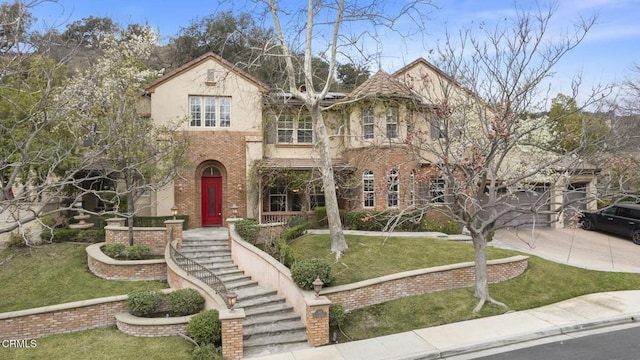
<box><xmin>179</xmin><ymin>228</ymin><xmax>309</xmax><ymax>358</ymax></box>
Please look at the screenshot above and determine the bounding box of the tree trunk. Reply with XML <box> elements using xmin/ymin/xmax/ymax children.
<box><xmin>471</xmin><ymin>232</ymin><xmax>507</xmax><ymax>312</ymax></box>
<box><xmin>126</xmin><ymin>179</ymin><xmax>135</xmax><ymax>246</ymax></box>
<box><xmin>310</xmin><ymin>104</ymin><xmax>348</xmax><ymax>258</ymax></box>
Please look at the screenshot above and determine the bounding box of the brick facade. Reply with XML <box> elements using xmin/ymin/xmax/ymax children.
<box><xmin>321</xmin><ymin>256</ymin><xmax>529</xmax><ymax>312</ymax></box>
<box><xmin>174</xmin><ymin>131</ymin><xmax>257</xmax><ymax>229</ymax></box>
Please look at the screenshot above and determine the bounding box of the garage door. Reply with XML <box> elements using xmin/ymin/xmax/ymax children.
<box><xmin>484</xmin><ymin>185</ymin><xmax>551</xmax><ymax>228</ymax></box>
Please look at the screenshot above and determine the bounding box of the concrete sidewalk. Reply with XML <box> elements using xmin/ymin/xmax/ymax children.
<box><xmin>249</xmin><ymin>291</ymin><xmax>640</xmax><ymax>360</ymax></box>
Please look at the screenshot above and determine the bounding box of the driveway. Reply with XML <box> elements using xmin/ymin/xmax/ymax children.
<box><xmin>493</xmin><ymin>227</ymin><xmax>640</xmax><ymax>273</ymax></box>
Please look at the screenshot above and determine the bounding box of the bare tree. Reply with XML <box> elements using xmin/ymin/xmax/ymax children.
<box><xmin>404</xmin><ymin>3</ymin><xmax>610</xmax><ymax>311</ymax></box>
<box><xmin>260</xmin><ymin>0</ymin><xmax>434</xmax><ymax>258</ymax></box>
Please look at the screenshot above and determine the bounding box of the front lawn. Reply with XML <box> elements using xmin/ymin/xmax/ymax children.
<box><xmin>289</xmin><ymin>234</ymin><xmax>517</xmax><ymax>285</ymax></box>
<box><xmin>0</xmin><ymin>243</ymin><xmax>167</xmax><ymax>313</ymax></box>
<box><xmin>289</xmin><ymin>234</ymin><xmax>640</xmax><ymax>341</ymax></box>
<box><xmin>1</xmin><ymin>327</ymin><xmax>194</xmax><ymax>360</ymax></box>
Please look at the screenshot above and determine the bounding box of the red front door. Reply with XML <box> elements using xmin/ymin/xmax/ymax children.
<box><xmin>201</xmin><ymin>176</ymin><xmax>223</xmax><ymax>226</ymax></box>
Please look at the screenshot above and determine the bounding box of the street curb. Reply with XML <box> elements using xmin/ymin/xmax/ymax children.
<box><xmin>396</xmin><ymin>313</ymin><xmax>640</xmax><ymax>360</ymax></box>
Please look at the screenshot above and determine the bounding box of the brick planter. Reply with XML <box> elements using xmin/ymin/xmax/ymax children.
<box><xmin>86</xmin><ymin>242</ymin><xmax>167</xmax><ymax>281</ymax></box>
<box><xmin>115</xmin><ymin>312</ymin><xmax>192</xmax><ymax>337</ymax></box>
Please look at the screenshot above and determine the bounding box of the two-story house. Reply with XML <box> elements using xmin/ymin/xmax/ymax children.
<box><xmin>141</xmin><ymin>53</ymin><xmax>597</xmax><ymax>229</ymax></box>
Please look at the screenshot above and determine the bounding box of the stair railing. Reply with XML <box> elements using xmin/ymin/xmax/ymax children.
<box><xmin>169</xmin><ymin>241</ymin><xmax>231</xmax><ymax>308</ymax></box>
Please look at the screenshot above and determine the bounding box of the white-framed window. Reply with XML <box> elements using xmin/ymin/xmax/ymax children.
<box><xmin>189</xmin><ymin>96</ymin><xmax>232</xmax><ymax>128</ymax></box>
<box><xmin>430</xmin><ymin>114</ymin><xmax>445</xmax><ymax>139</ymax></box>
<box><xmin>269</xmin><ymin>183</ymin><xmax>287</xmax><ymax>212</ymax></box>
<box><xmin>277</xmin><ymin>114</ymin><xmax>313</xmax><ymax>144</ymax></box>
<box><xmin>386</xmin><ymin>107</ymin><xmax>398</xmax><ymax>139</ymax></box>
<box><xmin>387</xmin><ymin>169</ymin><xmax>399</xmax><ymax>207</ymax></box>
<box><xmin>363</xmin><ymin>108</ymin><xmax>374</xmax><ymax>139</ymax></box>
<box><xmin>430</xmin><ymin>177</ymin><xmax>446</xmax><ymax>203</ymax></box>
<box><xmin>309</xmin><ymin>185</ymin><xmax>325</xmax><ymax>210</ymax></box>
<box><xmin>363</xmin><ymin>170</ymin><xmax>374</xmax><ymax>208</ymax></box>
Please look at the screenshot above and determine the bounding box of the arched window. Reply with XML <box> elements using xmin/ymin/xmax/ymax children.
<box><xmin>363</xmin><ymin>170</ymin><xmax>374</xmax><ymax>208</ymax></box>
<box><xmin>387</xmin><ymin>169</ymin><xmax>399</xmax><ymax>208</ymax></box>
<box><xmin>203</xmin><ymin>167</ymin><xmax>221</xmax><ymax>176</ymax></box>
<box><xmin>410</xmin><ymin>170</ymin><xmax>415</xmax><ymax>206</ymax></box>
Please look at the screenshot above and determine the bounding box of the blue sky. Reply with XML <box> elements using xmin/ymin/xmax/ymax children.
<box><xmin>31</xmin><ymin>0</ymin><xmax>640</xmax><ymax>101</ymax></box>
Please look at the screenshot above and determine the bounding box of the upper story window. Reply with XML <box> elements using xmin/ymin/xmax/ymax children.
<box><xmin>387</xmin><ymin>169</ymin><xmax>399</xmax><ymax>207</ymax></box>
<box><xmin>189</xmin><ymin>96</ymin><xmax>231</xmax><ymax>128</ymax></box>
<box><xmin>363</xmin><ymin>170</ymin><xmax>374</xmax><ymax>208</ymax></box>
<box><xmin>430</xmin><ymin>115</ymin><xmax>445</xmax><ymax>139</ymax></box>
<box><xmin>362</xmin><ymin>108</ymin><xmax>374</xmax><ymax>139</ymax></box>
<box><xmin>278</xmin><ymin>114</ymin><xmax>313</xmax><ymax>144</ymax></box>
<box><xmin>386</xmin><ymin>107</ymin><xmax>398</xmax><ymax>139</ymax></box>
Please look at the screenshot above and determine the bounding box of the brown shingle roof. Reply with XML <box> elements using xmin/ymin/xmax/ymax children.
<box><xmin>347</xmin><ymin>70</ymin><xmax>417</xmax><ymax>100</ymax></box>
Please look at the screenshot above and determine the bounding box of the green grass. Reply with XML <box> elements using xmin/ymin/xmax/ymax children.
<box><xmin>0</xmin><ymin>243</ymin><xmax>167</xmax><ymax>312</ymax></box>
<box><xmin>289</xmin><ymin>234</ymin><xmax>640</xmax><ymax>341</ymax></box>
<box><xmin>1</xmin><ymin>327</ymin><xmax>195</xmax><ymax>360</ymax></box>
<box><xmin>289</xmin><ymin>234</ymin><xmax>517</xmax><ymax>285</ymax></box>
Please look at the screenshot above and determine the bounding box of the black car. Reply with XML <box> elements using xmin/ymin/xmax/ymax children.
<box><xmin>580</xmin><ymin>203</ymin><xmax>640</xmax><ymax>244</ymax></box>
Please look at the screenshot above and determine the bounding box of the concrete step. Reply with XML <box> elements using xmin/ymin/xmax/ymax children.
<box><xmin>180</xmin><ymin>244</ymin><xmax>231</xmax><ymax>254</ymax></box>
<box><xmin>244</xmin><ymin>319</ymin><xmax>306</xmax><ymax>338</ymax></box>
<box><xmin>244</xmin><ymin>303</ymin><xmax>295</xmax><ymax>318</ymax></box>
<box><xmin>182</xmin><ymin>238</ymin><xmax>229</xmax><ymax>245</ymax></box>
<box><xmin>243</xmin><ymin>332</ymin><xmax>308</xmax><ymax>357</ymax></box>
<box><xmin>217</xmin><ymin>273</ymin><xmax>252</xmax><ymax>283</ymax></box>
<box><xmin>235</xmin><ymin>286</ymin><xmax>278</xmax><ymax>302</ymax></box>
<box><xmin>244</xmin><ymin>312</ymin><xmax>303</xmax><ymax>329</ymax></box>
<box><xmin>236</xmin><ymin>293</ymin><xmax>284</xmax><ymax>310</ymax></box>
<box><xmin>225</xmin><ymin>278</ymin><xmax>259</xmax><ymax>290</ymax></box>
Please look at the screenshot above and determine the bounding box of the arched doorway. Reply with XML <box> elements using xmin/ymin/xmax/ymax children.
<box><xmin>201</xmin><ymin>166</ymin><xmax>223</xmax><ymax>226</ymax></box>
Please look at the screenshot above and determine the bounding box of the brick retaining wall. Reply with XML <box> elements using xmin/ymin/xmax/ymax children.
<box><xmin>0</xmin><ymin>296</ymin><xmax>128</xmax><ymax>340</ymax></box>
<box><xmin>87</xmin><ymin>243</ymin><xmax>167</xmax><ymax>281</ymax></box>
<box><xmin>320</xmin><ymin>256</ymin><xmax>529</xmax><ymax>312</ymax></box>
<box><xmin>115</xmin><ymin>312</ymin><xmax>190</xmax><ymax>337</ymax></box>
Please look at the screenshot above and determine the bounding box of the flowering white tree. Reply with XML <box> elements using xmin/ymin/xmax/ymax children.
<box><xmin>405</xmin><ymin>4</ymin><xmax>609</xmax><ymax>311</ymax></box>
<box><xmin>60</xmin><ymin>25</ymin><xmax>187</xmax><ymax>244</ymax></box>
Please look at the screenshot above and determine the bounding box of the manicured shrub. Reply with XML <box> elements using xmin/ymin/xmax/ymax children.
<box><xmin>192</xmin><ymin>344</ymin><xmax>220</xmax><ymax>360</ymax></box>
<box><xmin>278</xmin><ymin>239</ymin><xmax>297</xmax><ymax>267</ymax></box>
<box><xmin>40</xmin><ymin>229</ymin><xmax>105</xmax><ymax>243</ymax></box>
<box><xmin>124</xmin><ymin>244</ymin><xmax>151</xmax><ymax>260</ymax></box>
<box><xmin>235</xmin><ymin>218</ymin><xmax>260</xmax><ymax>243</ymax></box>
<box><xmin>314</xmin><ymin>207</ymin><xmax>328</xmax><ymax>227</ymax></box>
<box><xmin>127</xmin><ymin>289</ymin><xmax>163</xmax><ymax>317</ymax></box>
<box><xmin>187</xmin><ymin>309</ymin><xmax>222</xmax><ymax>346</ymax></box>
<box><xmin>329</xmin><ymin>303</ymin><xmax>345</xmax><ymax>330</ymax></box>
<box><xmin>286</xmin><ymin>215</ymin><xmax>308</xmax><ymax>228</ymax></box>
<box><xmin>168</xmin><ymin>288</ymin><xmax>205</xmax><ymax>316</ymax></box>
<box><xmin>103</xmin><ymin>243</ymin><xmax>126</xmax><ymax>258</ymax></box>
<box><xmin>291</xmin><ymin>258</ymin><xmax>333</xmax><ymax>290</ymax></box>
<box><xmin>280</xmin><ymin>222</ymin><xmax>310</xmax><ymax>242</ymax></box>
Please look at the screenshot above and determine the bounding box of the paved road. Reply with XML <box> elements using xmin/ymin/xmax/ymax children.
<box><xmin>450</xmin><ymin>323</ymin><xmax>640</xmax><ymax>360</ymax></box>
<box><xmin>493</xmin><ymin>227</ymin><xmax>640</xmax><ymax>273</ymax></box>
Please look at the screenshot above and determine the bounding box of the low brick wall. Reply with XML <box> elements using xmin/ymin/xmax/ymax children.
<box><xmin>115</xmin><ymin>312</ymin><xmax>191</xmax><ymax>337</ymax></box>
<box><xmin>0</xmin><ymin>289</ymin><xmax>176</xmax><ymax>341</ymax></box>
<box><xmin>104</xmin><ymin>219</ymin><xmax>167</xmax><ymax>255</ymax></box>
<box><xmin>87</xmin><ymin>243</ymin><xmax>167</xmax><ymax>281</ymax></box>
<box><xmin>0</xmin><ymin>296</ymin><xmax>128</xmax><ymax>340</ymax></box>
<box><xmin>321</xmin><ymin>256</ymin><xmax>529</xmax><ymax>312</ymax></box>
